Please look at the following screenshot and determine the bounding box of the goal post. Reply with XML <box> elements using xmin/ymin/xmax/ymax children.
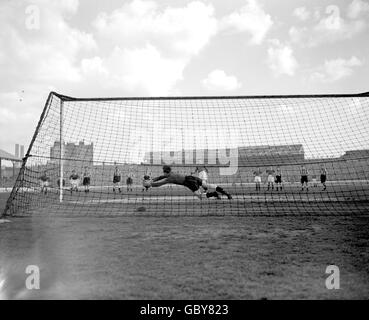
<box><xmin>60</xmin><ymin>99</ymin><xmax>64</xmax><ymax>203</ymax></box>
<box><xmin>2</xmin><ymin>91</ymin><xmax>369</xmax><ymax>217</ymax></box>
<box><xmin>3</xmin><ymin>91</ymin><xmax>58</xmax><ymax>216</ymax></box>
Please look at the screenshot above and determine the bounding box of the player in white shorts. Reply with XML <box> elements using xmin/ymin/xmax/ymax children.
<box><xmin>192</xmin><ymin>166</ymin><xmax>209</xmax><ymax>183</ymax></box>
<box><xmin>254</xmin><ymin>168</ymin><xmax>262</xmax><ymax>192</ymax></box>
<box><xmin>312</xmin><ymin>176</ymin><xmax>318</xmax><ymax>188</ymax></box>
<box><xmin>266</xmin><ymin>167</ymin><xmax>275</xmax><ymax>191</ymax></box>
<box><xmin>69</xmin><ymin>170</ymin><xmax>80</xmax><ymax>194</ymax></box>
<box><xmin>192</xmin><ymin>166</ymin><xmax>230</xmax><ymax>198</ymax></box>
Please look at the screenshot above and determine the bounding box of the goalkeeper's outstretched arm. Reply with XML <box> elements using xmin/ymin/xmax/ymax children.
<box><xmin>151</xmin><ymin>178</ymin><xmax>169</xmax><ymax>187</ymax></box>
<box><xmin>152</xmin><ymin>175</ymin><xmax>167</xmax><ymax>182</ymax></box>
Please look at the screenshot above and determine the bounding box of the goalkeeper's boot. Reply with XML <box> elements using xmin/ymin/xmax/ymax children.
<box><xmin>206</xmin><ymin>191</ymin><xmax>220</xmax><ymax>199</ymax></box>
<box><xmin>216</xmin><ymin>186</ymin><xmax>232</xmax><ymax>199</ymax></box>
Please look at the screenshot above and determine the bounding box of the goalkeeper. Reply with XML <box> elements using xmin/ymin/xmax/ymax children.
<box><xmin>146</xmin><ymin>165</ymin><xmax>232</xmax><ymax>200</ymax></box>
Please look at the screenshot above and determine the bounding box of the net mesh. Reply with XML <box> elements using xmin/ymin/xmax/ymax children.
<box><xmin>3</xmin><ymin>92</ymin><xmax>369</xmax><ymax>217</ymax></box>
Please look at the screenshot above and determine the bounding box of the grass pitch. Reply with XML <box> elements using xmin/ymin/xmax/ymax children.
<box><xmin>1</xmin><ymin>192</ymin><xmax>369</xmax><ymax>299</ymax></box>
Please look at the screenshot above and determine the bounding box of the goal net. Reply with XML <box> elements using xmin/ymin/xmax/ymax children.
<box><xmin>3</xmin><ymin>92</ymin><xmax>369</xmax><ymax>217</ymax></box>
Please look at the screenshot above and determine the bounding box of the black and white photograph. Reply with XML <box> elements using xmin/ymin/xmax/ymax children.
<box><xmin>0</xmin><ymin>0</ymin><xmax>369</xmax><ymax>306</ymax></box>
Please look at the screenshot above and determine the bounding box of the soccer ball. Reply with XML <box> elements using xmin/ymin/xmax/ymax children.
<box><xmin>143</xmin><ymin>179</ymin><xmax>152</xmax><ymax>188</ymax></box>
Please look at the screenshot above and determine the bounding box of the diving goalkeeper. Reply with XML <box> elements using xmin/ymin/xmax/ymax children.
<box><xmin>146</xmin><ymin>165</ymin><xmax>232</xmax><ymax>200</ymax></box>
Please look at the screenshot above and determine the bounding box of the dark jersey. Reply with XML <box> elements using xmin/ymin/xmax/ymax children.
<box><xmin>113</xmin><ymin>169</ymin><xmax>121</xmax><ymax>177</ymax></box>
<box><xmin>40</xmin><ymin>174</ymin><xmax>48</xmax><ymax>182</ymax></box>
<box><xmin>152</xmin><ymin>173</ymin><xmax>186</xmax><ymax>185</ymax></box>
<box><xmin>152</xmin><ymin>173</ymin><xmax>202</xmax><ymax>192</ymax></box>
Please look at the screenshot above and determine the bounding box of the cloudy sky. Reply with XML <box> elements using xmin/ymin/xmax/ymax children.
<box><xmin>0</xmin><ymin>0</ymin><xmax>368</xmax><ymax>156</ymax></box>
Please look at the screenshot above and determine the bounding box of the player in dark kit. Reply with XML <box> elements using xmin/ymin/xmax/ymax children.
<box><xmin>113</xmin><ymin>164</ymin><xmax>122</xmax><ymax>193</ymax></box>
<box><xmin>300</xmin><ymin>165</ymin><xmax>309</xmax><ymax>191</ymax></box>
<box><xmin>147</xmin><ymin>165</ymin><xmax>232</xmax><ymax>200</ymax></box>
<box><xmin>275</xmin><ymin>167</ymin><xmax>282</xmax><ymax>191</ymax></box>
<box><xmin>83</xmin><ymin>167</ymin><xmax>91</xmax><ymax>193</ymax></box>
<box><xmin>126</xmin><ymin>174</ymin><xmax>133</xmax><ymax>192</ymax></box>
<box><xmin>320</xmin><ymin>165</ymin><xmax>328</xmax><ymax>191</ymax></box>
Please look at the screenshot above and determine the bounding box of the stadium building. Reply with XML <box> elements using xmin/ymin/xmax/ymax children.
<box><xmin>142</xmin><ymin>144</ymin><xmax>305</xmax><ymax>167</ymax></box>
<box><xmin>50</xmin><ymin>140</ymin><xmax>93</xmax><ymax>169</ymax></box>
<box><xmin>341</xmin><ymin>149</ymin><xmax>369</xmax><ymax>159</ymax></box>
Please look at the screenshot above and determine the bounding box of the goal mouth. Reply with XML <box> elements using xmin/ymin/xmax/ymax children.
<box><xmin>3</xmin><ymin>91</ymin><xmax>369</xmax><ymax>217</ymax></box>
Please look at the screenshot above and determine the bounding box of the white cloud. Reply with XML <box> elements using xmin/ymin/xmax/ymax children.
<box><xmin>89</xmin><ymin>0</ymin><xmax>218</xmax><ymax>94</ymax></box>
<box><xmin>40</xmin><ymin>0</ymin><xmax>79</xmax><ymax>14</ymax></box>
<box><xmin>288</xmin><ymin>26</ymin><xmax>306</xmax><ymax>44</ymax></box>
<box><xmin>0</xmin><ymin>92</ymin><xmax>25</xmax><ymax>126</ymax></box>
<box><xmin>293</xmin><ymin>7</ymin><xmax>311</xmax><ymax>21</ymax></box>
<box><xmin>81</xmin><ymin>45</ymin><xmax>187</xmax><ymax>95</ymax></box>
<box><xmin>106</xmin><ymin>45</ymin><xmax>187</xmax><ymax>95</ymax></box>
<box><xmin>202</xmin><ymin>69</ymin><xmax>241</xmax><ymax>91</ymax></box>
<box><xmin>0</xmin><ymin>90</ymin><xmax>41</xmax><ymax>151</ymax></box>
<box><xmin>0</xmin><ymin>0</ymin><xmax>96</xmax><ymax>88</ymax></box>
<box><xmin>0</xmin><ymin>0</ymin><xmax>219</xmax><ymax>107</ymax></box>
<box><xmin>93</xmin><ymin>0</ymin><xmax>217</xmax><ymax>56</ymax></box>
<box><xmin>347</xmin><ymin>0</ymin><xmax>369</xmax><ymax>19</ymax></box>
<box><xmin>0</xmin><ymin>108</ymin><xmax>17</xmax><ymax>124</ymax></box>
<box><xmin>81</xmin><ymin>57</ymin><xmax>108</xmax><ymax>77</ymax></box>
<box><xmin>220</xmin><ymin>0</ymin><xmax>273</xmax><ymax>45</ymax></box>
<box><xmin>267</xmin><ymin>40</ymin><xmax>298</xmax><ymax>76</ymax></box>
<box><xmin>0</xmin><ymin>0</ymin><xmax>97</xmax><ymax>151</ymax></box>
<box><xmin>289</xmin><ymin>3</ymin><xmax>368</xmax><ymax>47</ymax></box>
<box><xmin>310</xmin><ymin>56</ymin><xmax>363</xmax><ymax>82</ymax></box>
